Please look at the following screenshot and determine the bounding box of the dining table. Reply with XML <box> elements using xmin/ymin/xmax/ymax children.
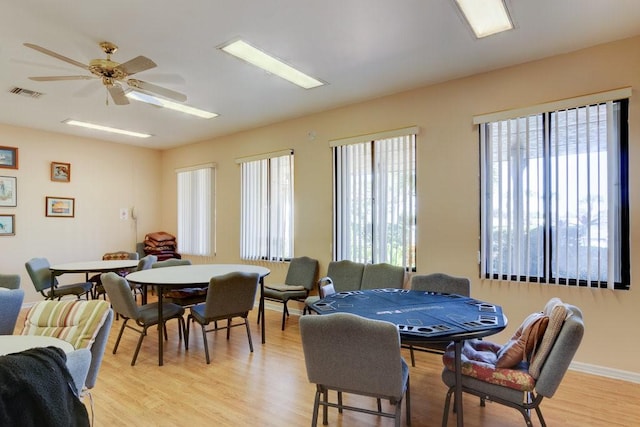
<box><xmin>49</xmin><ymin>260</ymin><xmax>140</xmax><ymax>296</ymax></box>
<box><xmin>126</xmin><ymin>263</ymin><xmax>271</xmax><ymax>366</ymax></box>
<box><xmin>309</xmin><ymin>288</ymin><xmax>507</xmax><ymax>427</ymax></box>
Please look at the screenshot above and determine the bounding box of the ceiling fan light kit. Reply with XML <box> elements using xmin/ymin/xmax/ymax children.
<box><xmin>24</xmin><ymin>41</ymin><xmax>187</xmax><ymax>108</ymax></box>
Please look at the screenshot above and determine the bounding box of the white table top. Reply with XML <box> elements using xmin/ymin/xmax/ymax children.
<box><xmin>50</xmin><ymin>260</ymin><xmax>139</xmax><ymax>272</ymax></box>
<box><xmin>0</xmin><ymin>335</ymin><xmax>75</xmax><ymax>356</ymax></box>
<box><xmin>126</xmin><ymin>263</ymin><xmax>270</xmax><ymax>285</ymax></box>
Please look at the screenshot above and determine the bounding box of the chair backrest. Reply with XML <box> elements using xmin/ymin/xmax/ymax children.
<box><xmin>534</xmin><ymin>304</ymin><xmax>584</xmax><ymax>398</ymax></box>
<box><xmin>410</xmin><ymin>273</ymin><xmax>471</xmax><ymax>296</ymax></box>
<box><xmin>151</xmin><ymin>259</ymin><xmax>192</xmax><ymax>268</ymax></box>
<box><xmin>0</xmin><ymin>288</ymin><xmax>25</xmax><ymax>334</ymax></box>
<box><xmin>0</xmin><ymin>273</ymin><xmax>21</xmax><ymax>290</ymax></box>
<box><xmin>102</xmin><ymin>251</ymin><xmax>139</xmax><ymax>261</ymax></box>
<box><xmin>25</xmin><ymin>257</ymin><xmax>55</xmax><ymax>292</ymax></box>
<box><xmin>361</xmin><ymin>263</ymin><xmax>405</xmax><ymax>290</ymax></box>
<box><xmin>203</xmin><ymin>272</ymin><xmax>259</xmax><ymax>319</ymax></box>
<box><xmin>300</xmin><ymin>312</ymin><xmax>405</xmax><ymax>399</ymax></box>
<box><xmin>285</xmin><ymin>256</ymin><xmax>319</xmax><ymax>291</ymax></box>
<box><xmin>326</xmin><ymin>260</ymin><xmax>365</xmax><ymax>292</ymax></box>
<box><xmin>100</xmin><ymin>272</ymin><xmax>141</xmax><ymax>320</ymax></box>
<box><xmin>136</xmin><ymin>255</ymin><xmax>157</xmax><ymax>271</ymax></box>
<box><xmin>19</xmin><ymin>299</ymin><xmax>112</xmax><ymax>390</ymax></box>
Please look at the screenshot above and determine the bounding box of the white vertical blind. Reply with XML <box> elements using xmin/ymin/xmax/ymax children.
<box><xmin>334</xmin><ymin>133</ymin><xmax>416</xmax><ymax>269</ymax></box>
<box><xmin>482</xmin><ymin>101</ymin><xmax>623</xmax><ymax>288</ymax></box>
<box><xmin>176</xmin><ymin>165</ymin><xmax>214</xmax><ymax>256</ymax></box>
<box><xmin>240</xmin><ymin>152</ymin><xmax>293</xmax><ymax>261</ymax></box>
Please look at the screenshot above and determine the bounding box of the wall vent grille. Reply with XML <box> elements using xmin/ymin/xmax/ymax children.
<box><xmin>9</xmin><ymin>87</ymin><xmax>43</xmax><ymax>98</ymax></box>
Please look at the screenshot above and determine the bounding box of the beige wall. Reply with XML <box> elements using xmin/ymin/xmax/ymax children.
<box><xmin>159</xmin><ymin>36</ymin><xmax>640</xmax><ymax>376</ymax></box>
<box><xmin>0</xmin><ymin>124</ymin><xmax>163</xmax><ymax>301</ymax></box>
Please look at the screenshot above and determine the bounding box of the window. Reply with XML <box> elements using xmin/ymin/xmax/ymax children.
<box><xmin>332</xmin><ymin>128</ymin><xmax>416</xmax><ymax>269</ymax></box>
<box><xmin>239</xmin><ymin>150</ymin><xmax>294</xmax><ymax>261</ymax></box>
<box><xmin>480</xmin><ymin>93</ymin><xmax>629</xmax><ymax>289</ymax></box>
<box><xmin>176</xmin><ymin>164</ymin><xmax>214</xmax><ymax>256</ymax></box>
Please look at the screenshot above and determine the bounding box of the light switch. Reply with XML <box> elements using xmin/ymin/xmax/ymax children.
<box><xmin>119</xmin><ymin>208</ymin><xmax>129</xmax><ymax>220</ymax></box>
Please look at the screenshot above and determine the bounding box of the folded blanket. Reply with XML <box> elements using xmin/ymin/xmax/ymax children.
<box><xmin>144</xmin><ymin>231</ymin><xmax>176</xmax><ymax>242</ymax></box>
<box><xmin>0</xmin><ymin>346</ymin><xmax>90</xmax><ymax>426</ymax></box>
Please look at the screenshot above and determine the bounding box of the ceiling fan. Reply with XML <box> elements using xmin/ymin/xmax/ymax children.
<box><xmin>24</xmin><ymin>41</ymin><xmax>187</xmax><ymax>106</ymax></box>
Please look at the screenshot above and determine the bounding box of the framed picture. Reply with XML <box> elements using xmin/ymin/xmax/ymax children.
<box><xmin>0</xmin><ymin>214</ymin><xmax>15</xmax><ymax>236</ymax></box>
<box><xmin>0</xmin><ymin>146</ymin><xmax>18</xmax><ymax>169</ymax></box>
<box><xmin>51</xmin><ymin>161</ymin><xmax>71</xmax><ymax>182</ymax></box>
<box><xmin>46</xmin><ymin>196</ymin><xmax>75</xmax><ymax>218</ymax></box>
<box><xmin>0</xmin><ymin>176</ymin><xmax>16</xmax><ymax>207</ymax></box>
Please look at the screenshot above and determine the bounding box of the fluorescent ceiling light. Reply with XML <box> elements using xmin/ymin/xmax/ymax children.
<box><xmin>219</xmin><ymin>39</ymin><xmax>324</xmax><ymax>89</ymax></box>
<box><xmin>63</xmin><ymin>119</ymin><xmax>151</xmax><ymax>138</ymax></box>
<box><xmin>455</xmin><ymin>0</ymin><xmax>513</xmax><ymax>38</ymax></box>
<box><xmin>125</xmin><ymin>91</ymin><xmax>218</xmax><ymax>119</ymax></box>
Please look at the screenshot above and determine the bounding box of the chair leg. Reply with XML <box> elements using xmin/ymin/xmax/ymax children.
<box><xmin>409</xmin><ymin>345</ymin><xmax>416</xmax><ymax>367</ymax></box>
<box><xmin>322</xmin><ymin>388</ymin><xmax>329</xmax><ymax>425</ymax></box>
<box><xmin>442</xmin><ymin>386</ymin><xmax>454</xmax><ymax>427</ymax></box>
<box><xmin>113</xmin><ymin>319</ymin><xmax>128</xmax><ymax>354</ymax></box>
<box><xmin>226</xmin><ymin>319</ymin><xmax>231</xmax><ymax>340</ymax></box>
<box><xmin>201</xmin><ymin>323</ymin><xmax>211</xmax><ymax>364</ymax></box>
<box><xmin>131</xmin><ymin>326</ymin><xmax>147</xmax><ymax>366</ymax></box>
<box><xmin>185</xmin><ymin>315</ymin><xmax>192</xmax><ymax>350</ymax></box>
<box><xmin>244</xmin><ymin>317</ymin><xmax>254</xmax><ymax>352</ymax></box>
<box><xmin>338</xmin><ymin>391</ymin><xmax>343</xmax><ymax>414</ymax></box>
<box><xmin>311</xmin><ymin>389</ymin><xmax>321</xmax><ymax>427</ymax></box>
<box><xmin>281</xmin><ymin>301</ymin><xmax>288</xmax><ymax>330</ymax></box>
<box><xmin>405</xmin><ymin>375</ymin><xmax>411</xmax><ymax>426</ymax></box>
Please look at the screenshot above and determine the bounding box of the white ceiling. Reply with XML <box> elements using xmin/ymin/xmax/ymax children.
<box><xmin>1</xmin><ymin>0</ymin><xmax>639</xmax><ymax>150</ymax></box>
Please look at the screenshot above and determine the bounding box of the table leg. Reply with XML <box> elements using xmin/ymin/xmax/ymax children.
<box><xmin>158</xmin><ymin>285</ymin><xmax>164</xmax><ymax>366</ymax></box>
<box><xmin>454</xmin><ymin>340</ymin><xmax>464</xmax><ymax>427</ymax></box>
<box><xmin>259</xmin><ymin>277</ymin><xmax>266</xmax><ymax>344</ymax></box>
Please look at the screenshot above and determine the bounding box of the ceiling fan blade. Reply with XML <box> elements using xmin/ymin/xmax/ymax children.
<box><xmin>116</xmin><ymin>56</ymin><xmax>157</xmax><ymax>76</ymax></box>
<box><xmin>29</xmin><ymin>75</ymin><xmax>94</xmax><ymax>81</ymax></box>
<box><xmin>23</xmin><ymin>43</ymin><xmax>88</xmax><ymax>70</ymax></box>
<box><xmin>127</xmin><ymin>79</ymin><xmax>187</xmax><ymax>102</ymax></box>
<box><xmin>107</xmin><ymin>84</ymin><xmax>129</xmax><ymax>105</ymax></box>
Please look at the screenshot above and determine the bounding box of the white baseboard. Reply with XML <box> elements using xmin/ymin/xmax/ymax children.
<box><xmin>570</xmin><ymin>361</ymin><xmax>640</xmax><ymax>384</ymax></box>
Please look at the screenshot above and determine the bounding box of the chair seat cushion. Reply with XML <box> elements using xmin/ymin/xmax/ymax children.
<box><xmin>47</xmin><ymin>281</ymin><xmax>93</xmax><ymax>297</ymax></box>
<box><xmin>265</xmin><ymin>283</ymin><xmax>305</xmax><ymax>292</ymax></box>
<box><xmin>442</xmin><ymin>339</ymin><xmax>536</xmax><ymax>392</ymax></box>
<box><xmin>21</xmin><ymin>300</ymin><xmax>111</xmax><ymax>349</ymax></box>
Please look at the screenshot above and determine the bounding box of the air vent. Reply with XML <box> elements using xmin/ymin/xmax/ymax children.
<box><xmin>9</xmin><ymin>87</ymin><xmax>43</xmax><ymax>98</ymax></box>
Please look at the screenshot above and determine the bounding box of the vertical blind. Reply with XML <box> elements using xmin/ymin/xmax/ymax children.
<box><xmin>333</xmin><ymin>131</ymin><xmax>416</xmax><ymax>269</ymax></box>
<box><xmin>239</xmin><ymin>151</ymin><xmax>294</xmax><ymax>261</ymax></box>
<box><xmin>480</xmin><ymin>98</ymin><xmax>628</xmax><ymax>289</ymax></box>
<box><xmin>176</xmin><ymin>164</ymin><xmax>214</xmax><ymax>256</ymax></box>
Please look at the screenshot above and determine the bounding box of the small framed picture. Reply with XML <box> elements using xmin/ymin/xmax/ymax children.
<box><xmin>0</xmin><ymin>146</ymin><xmax>18</xmax><ymax>169</ymax></box>
<box><xmin>0</xmin><ymin>214</ymin><xmax>15</xmax><ymax>236</ymax></box>
<box><xmin>0</xmin><ymin>176</ymin><xmax>16</xmax><ymax>207</ymax></box>
<box><xmin>51</xmin><ymin>161</ymin><xmax>71</xmax><ymax>182</ymax></box>
<box><xmin>46</xmin><ymin>196</ymin><xmax>75</xmax><ymax>218</ymax></box>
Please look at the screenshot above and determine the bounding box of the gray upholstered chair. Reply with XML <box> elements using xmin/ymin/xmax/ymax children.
<box><xmin>405</xmin><ymin>273</ymin><xmax>471</xmax><ymax>366</ymax></box>
<box><xmin>151</xmin><ymin>258</ymin><xmax>191</xmax><ymax>268</ymax></box>
<box><xmin>0</xmin><ymin>273</ymin><xmax>20</xmax><ymax>290</ymax></box>
<box><xmin>0</xmin><ymin>288</ymin><xmax>24</xmax><ymax>334</ymax></box>
<box><xmin>303</xmin><ymin>276</ymin><xmax>334</xmax><ymax>315</ymax></box>
<box><xmin>263</xmin><ymin>256</ymin><xmax>319</xmax><ymax>330</ymax></box>
<box><xmin>185</xmin><ymin>272</ymin><xmax>259</xmax><ymax>364</ymax></box>
<box><xmin>303</xmin><ymin>261</ymin><xmax>365</xmax><ymax>314</ymax></box>
<box><xmin>360</xmin><ymin>262</ymin><xmax>405</xmax><ymax>290</ymax></box>
<box><xmin>441</xmin><ymin>303</ymin><xmax>584</xmax><ymax>427</ymax></box>
<box><xmin>101</xmin><ymin>272</ymin><xmax>185</xmax><ymax>366</ymax></box>
<box><xmin>300</xmin><ymin>312</ymin><xmax>411</xmax><ymax>427</ymax></box>
<box><xmin>25</xmin><ymin>257</ymin><xmax>92</xmax><ymax>300</ymax></box>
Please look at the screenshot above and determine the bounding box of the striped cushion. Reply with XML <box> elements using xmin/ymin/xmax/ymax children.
<box><xmin>21</xmin><ymin>300</ymin><xmax>110</xmax><ymax>349</ymax></box>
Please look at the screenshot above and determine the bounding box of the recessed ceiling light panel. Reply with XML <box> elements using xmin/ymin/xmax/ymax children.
<box><xmin>219</xmin><ymin>39</ymin><xmax>325</xmax><ymax>89</ymax></box>
<box><xmin>454</xmin><ymin>0</ymin><xmax>513</xmax><ymax>38</ymax></box>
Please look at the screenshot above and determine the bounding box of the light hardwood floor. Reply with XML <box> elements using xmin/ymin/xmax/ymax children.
<box><xmin>18</xmin><ymin>306</ymin><xmax>640</xmax><ymax>426</ymax></box>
